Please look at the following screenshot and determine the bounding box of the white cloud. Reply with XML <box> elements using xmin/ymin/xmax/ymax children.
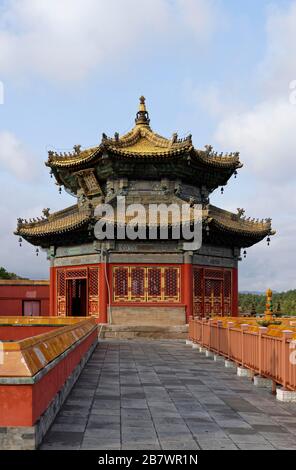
<box><xmin>196</xmin><ymin>2</ymin><xmax>296</xmax><ymax>292</ymax></box>
<box><xmin>0</xmin><ymin>0</ymin><xmax>219</xmax><ymax>82</ymax></box>
<box><xmin>215</xmin><ymin>99</ymin><xmax>296</xmax><ymax>183</ymax></box>
<box><xmin>259</xmin><ymin>2</ymin><xmax>296</xmax><ymax>98</ymax></box>
<box><xmin>0</xmin><ymin>130</ymin><xmax>37</xmax><ymax>180</ymax></box>
<box><xmin>213</xmin><ymin>2</ymin><xmax>296</xmax><ymax>183</ymax></box>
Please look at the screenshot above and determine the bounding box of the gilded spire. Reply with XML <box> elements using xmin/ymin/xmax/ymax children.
<box><xmin>135</xmin><ymin>96</ymin><xmax>150</xmax><ymax>126</ymax></box>
<box><xmin>139</xmin><ymin>96</ymin><xmax>146</xmax><ymax>112</ymax></box>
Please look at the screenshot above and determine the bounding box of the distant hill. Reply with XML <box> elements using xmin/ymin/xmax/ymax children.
<box><xmin>0</xmin><ymin>267</ymin><xmax>27</xmax><ymax>280</ymax></box>
<box><xmin>240</xmin><ymin>291</ymin><xmax>265</xmax><ymax>295</ymax></box>
<box><xmin>239</xmin><ymin>290</ymin><xmax>296</xmax><ymax>315</ymax></box>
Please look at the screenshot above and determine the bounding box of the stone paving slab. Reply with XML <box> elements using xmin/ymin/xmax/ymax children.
<box><xmin>40</xmin><ymin>340</ymin><xmax>296</xmax><ymax>450</ymax></box>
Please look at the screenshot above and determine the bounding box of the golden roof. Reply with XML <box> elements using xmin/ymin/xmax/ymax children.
<box><xmin>15</xmin><ymin>201</ymin><xmax>273</xmax><ymax>241</ymax></box>
<box><xmin>46</xmin><ymin>97</ymin><xmax>241</xmax><ymax>169</ymax></box>
<box><xmin>16</xmin><ymin>205</ymin><xmax>91</xmax><ymax>238</ymax></box>
<box><xmin>208</xmin><ymin>206</ymin><xmax>275</xmax><ymax>237</ymax></box>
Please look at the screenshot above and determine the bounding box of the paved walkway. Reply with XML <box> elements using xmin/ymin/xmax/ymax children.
<box><xmin>41</xmin><ymin>340</ymin><xmax>296</xmax><ymax>450</ymax></box>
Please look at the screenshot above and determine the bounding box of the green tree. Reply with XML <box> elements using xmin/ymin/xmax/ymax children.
<box><xmin>0</xmin><ymin>267</ymin><xmax>25</xmax><ymax>280</ymax></box>
<box><xmin>239</xmin><ymin>290</ymin><xmax>296</xmax><ymax>316</ymax></box>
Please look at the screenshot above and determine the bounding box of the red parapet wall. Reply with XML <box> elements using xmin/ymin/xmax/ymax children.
<box><xmin>0</xmin><ymin>329</ymin><xmax>97</xmax><ymax>426</ymax></box>
<box><xmin>0</xmin><ymin>317</ymin><xmax>97</xmax><ymax>428</ymax></box>
<box><xmin>0</xmin><ymin>325</ymin><xmax>60</xmax><ymax>341</ymax></box>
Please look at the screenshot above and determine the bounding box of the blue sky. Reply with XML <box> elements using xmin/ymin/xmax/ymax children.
<box><xmin>0</xmin><ymin>0</ymin><xmax>295</xmax><ymax>291</ymax></box>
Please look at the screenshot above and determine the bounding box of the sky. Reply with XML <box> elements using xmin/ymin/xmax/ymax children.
<box><xmin>0</xmin><ymin>0</ymin><xmax>295</xmax><ymax>292</ymax></box>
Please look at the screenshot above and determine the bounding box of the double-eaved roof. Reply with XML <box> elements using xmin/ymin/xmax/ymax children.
<box><xmin>15</xmin><ymin>96</ymin><xmax>274</xmax><ymax>250</ymax></box>
<box><xmin>15</xmin><ymin>200</ymin><xmax>274</xmax><ymax>249</ymax></box>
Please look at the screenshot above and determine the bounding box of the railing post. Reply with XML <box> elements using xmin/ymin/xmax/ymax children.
<box><xmin>227</xmin><ymin>322</ymin><xmax>234</xmax><ymax>360</ymax></box>
<box><xmin>282</xmin><ymin>330</ymin><xmax>293</xmax><ymax>390</ymax></box>
<box><xmin>201</xmin><ymin>318</ymin><xmax>207</xmax><ymax>347</ymax></box>
<box><xmin>258</xmin><ymin>327</ymin><xmax>267</xmax><ymax>377</ymax></box>
<box><xmin>193</xmin><ymin>318</ymin><xmax>196</xmax><ymax>343</ymax></box>
<box><xmin>217</xmin><ymin>320</ymin><xmax>223</xmax><ymax>355</ymax></box>
<box><xmin>241</xmin><ymin>324</ymin><xmax>249</xmax><ymax>368</ymax></box>
<box><xmin>189</xmin><ymin>316</ymin><xmax>193</xmax><ymax>341</ymax></box>
<box><xmin>209</xmin><ymin>318</ymin><xmax>214</xmax><ymax>350</ymax></box>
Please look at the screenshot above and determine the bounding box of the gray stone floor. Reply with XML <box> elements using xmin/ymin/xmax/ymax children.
<box><xmin>40</xmin><ymin>340</ymin><xmax>296</xmax><ymax>450</ymax></box>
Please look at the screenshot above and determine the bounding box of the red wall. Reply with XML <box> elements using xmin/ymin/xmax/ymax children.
<box><xmin>0</xmin><ymin>284</ymin><xmax>49</xmax><ymax>316</ymax></box>
<box><xmin>0</xmin><ymin>329</ymin><xmax>97</xmax><ymax>427</ymax></box>
<box><xmin>0</xmin><ymin>326</ymin><xmax>60</xmax><ymax>341</ymax></box>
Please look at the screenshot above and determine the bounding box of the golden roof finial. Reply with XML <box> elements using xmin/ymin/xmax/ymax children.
<box><xmin>139</xmin><ymin>96</ymin><xmax>146</xmax><ymax>112</ymax></box>
<box><xmin>135</xmin><ymin>96</ymin><xmax>150</xmax><ymax>126</ymax></box>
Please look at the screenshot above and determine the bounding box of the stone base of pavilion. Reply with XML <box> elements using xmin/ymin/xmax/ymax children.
<box><xmin>99</xmin><ymin>324</ymin><xmax>188</xmax><ymax>340</ymax></box>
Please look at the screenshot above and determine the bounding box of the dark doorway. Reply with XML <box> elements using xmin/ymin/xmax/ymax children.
<box><xmin>66</xmin><ymin>279</ymin><xmax>87</xmax><ymax>317</ymax></box>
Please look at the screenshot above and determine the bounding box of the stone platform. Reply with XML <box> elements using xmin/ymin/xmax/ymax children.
<box><xmin>98</xmin><ymin>324</ymin><xmax>188</xmax><ymax>340</ymax></box>
<box><xmin>41</xmin><ymin>340</ymin><xmax>296</xmax><ymax>450</ymax></box>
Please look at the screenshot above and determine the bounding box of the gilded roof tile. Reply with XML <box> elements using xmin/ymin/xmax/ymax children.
<box><xmin>46</xmin><ymin>97</ymin><xmax>241</xmax><ymax>169</ymax></box>
<box><xmin>15</xmin><ymin>201</ymin><xmax>274</xmax><ymax>241</ymax></box>
<box><xmin>16</xmin><ymin>205</ymin><xmax>91</xmax><ymax>237</ymax></box>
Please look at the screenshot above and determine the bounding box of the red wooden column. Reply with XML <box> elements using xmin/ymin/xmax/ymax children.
<box><xmin>99</xmin><ymin>253</ymin><xmax>109</xmax><ymax>324</ymax></box>
<box><xmin>232</xmin><ymin>267</ymin><xmax>238</xmax><ymax>317</ymax></box>
<box><xmin>49</xmin><ymin>266</ymin><xmax>56</xmax><ymax>316</ymax></box>
<box><xmin>183</xmin><ymin>252</ymin><xmax>193</xmax><ymax>323</ymax></box>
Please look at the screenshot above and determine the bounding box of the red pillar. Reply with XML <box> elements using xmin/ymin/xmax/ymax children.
<box><xmin>49</xmin><ymin>266</ymin><xmax>56</xmax><ymax>316</ymax></box>
<box><xmin>99</xmin><ymin>261</ymin><xmax>108</xmax><ymax>324</ymax></box>
<box><xmin>232</xmin><ymin>267</ymin><xmax>238</xmax><ymax>317</ymax></box>
<box><xmin>183</xmin><ymin>252</ymin><xmax>193</xmax><ymax>323</ymax></box>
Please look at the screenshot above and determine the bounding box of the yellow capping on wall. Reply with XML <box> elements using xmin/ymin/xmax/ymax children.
<box><xmin>0</xmin><ymin>316</ymin><xmax>83</xmax><ymax>326</ymax></box>
<box><xmin>210</xmin><ymin>316</ymin><xmax>296</xmax><ymax>339</ymax></box>
<box><xmin>0</xmin><ymin>317</ymin><xmax>97</xmax><ymax>378</ymax></box>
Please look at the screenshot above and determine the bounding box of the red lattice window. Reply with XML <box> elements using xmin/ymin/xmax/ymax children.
<box><xmin>89</xmin><ymin>267</ymin><xmax>99</xmax><ymax>316</ymax></box>
<box><xmin>57</xmin><ymin>270</ymin><xmax>66</xmax><ymax>296</ymax></box>
<box><xmin>57</xmin><ymin>270</ymin><xmax>66</xmax><ymax>316</ymax></box>
<box><xmin>193</xmin><ymin>268</ymin><xmax>203</xmax><ymax>298</ymax></box>
<box><xmin>65</xmin><ymin>269</ymin><xmax>87</xmax><ymax>279</ymax></box>
<box><xmin>112</xmin><ymin>266</ymin><xmax>180</xmax><ymax>303</ymax></box>
<box><xmin>147</xmin><ymin>268</ymin><xmax>162</xmax><ymax>302</ymax></box>
<box><xmin>164</xmin><ymin>267</ymin><xmax>179</xmax><ymax>301</ymax></box>
<box><xmin>89</xmin><ymin>268</ymin><xmax>99</xmax><ymax>296</ymax></box>
<box><xmin>205</xmin><ymin>278</ymin><xmax>223</xmax><ymax>316</ymax></box>
<box><xmin>224</xmin><ymin>270</ymin><xmax>232</xmax><ymax>298</ymax></box>
<box><xmin>113</xmin><ymin>267</ymin><xmax>129</xmax><ymax>301</ymax></box>
<box><xmin>193</xmin><ymin>268</ymin><xmax>203</xmax><ymax>317</ymax></box>
<box><xmin>131</xmin><ymin>267</ymin><xmax>145</xmax><ymax>301</ymax></box>
<box><xmin>223</xmin><ymin>270</ymin><xmax>232</xmax><ymax>316</ymax></box>
<box><xmin>204</xmin><ymin>269</ymin><xmax>224</xmax><ymax>279</ymax></box>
